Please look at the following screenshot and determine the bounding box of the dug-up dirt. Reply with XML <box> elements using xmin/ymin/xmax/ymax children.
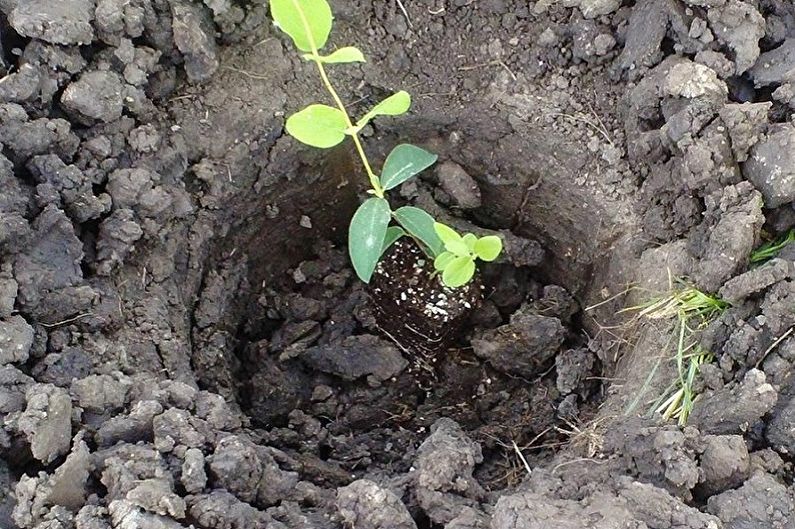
<box><xmin>1</xmin><ymin>0</ymin><xmax>795</xmax><ymax>528</ymax></box>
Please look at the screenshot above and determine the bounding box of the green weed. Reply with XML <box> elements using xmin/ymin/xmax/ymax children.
<box><xmin>623</xmin><ymin>278</ymin><xmax>728</xmax><ymax>425</ymax></box>
<box><xmin>750</xmin><ymin>229</ymin><xmax>795</xmax><ymax>265</ymax></box>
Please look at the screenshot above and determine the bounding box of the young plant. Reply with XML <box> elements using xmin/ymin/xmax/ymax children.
<box><xmin>270</xmin><ymin>0</ymin><xmax>501</xmax><ymax>287</ymax></box>
<box><xmin>433</xmin><ymin>223</ymin><xmax>503</xmax><ymax>287</ymax></box>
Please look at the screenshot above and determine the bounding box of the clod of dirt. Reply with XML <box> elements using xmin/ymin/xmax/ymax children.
<box><xmin>17</xmin><ymin>384</ymin><xmax>72</xmax><ymax>464</ymax></box>
<box><xmin>744</xmin><ymin>124</ymin><xmax>795</xmax><ymax>208</ymax></box>
<box><xmin>437</xmin><ymin>161</ymin><xmax>482</xmax><ymax>209</ymax></box>
<box><xmin>764</xmin><ymin>380</ymin><xmax>795</xmax><ymax>455</ymax></box>
<box><xmin>697</xmin><ymin>435</ymin><xmax>750</xmax><ymax>496</ymax></box>
<box><xmin>60</xmin><ymin>71</ymin><xmax>125</xmax><ymax>125</ymax></box>
<box><xmin>298</xmin><ymin>335</ymin><xmax>408</xmax><ymax>387</ymax></box>
<box><xmin>108</xmin><ymin>498</ymin><xmax>185</xmax><ymax>529</ymax></box>
<box><xmin>664</xmin><ymin>61</ymin><xmax>727</xmax><ymax>101</ymax></box>
<box><xmin>689</xmin><ymin>368</ymin><xmax>777</xmax><ymax>435</ymax></box>
<box><xmin>337</xmin><ymin>480</ymin><xmax>417</xmax><ymax>529</ymax></box>
<box><xmin>0</xmin><ymin>106</ymin><xmax>79</xmax><ymax>164</ymax></box>
<box><xmin>181</xmin><ymin>447</ymin><xmax>207</xmax><ymax>494</ymax></box>
<box><xmin>414</xmin><ymin>418</ymin><xmax>485</xmax><ymax>525</ymax></box>
<box><xmin>0</xmin><ymin>316</ymin><xmax>33</xmax><ymax>365</ymax></box>
<box><xmin>7</xmin><ymin>0</ymin><xmax>94</xmax><ymax>45</ymax></box>
<box><xmin>171</xmin><ymin>0</ymin><xmax>220</xmax><ymax>83</ymax></box>
<box><xmin>718</xmin><ymin>258</ymin><xmax>793</xmax><ymax>304</ymax></box>
<box><xmin>749</xmin><ymin>38</ymin><xmax>795</xmax><ymax>88</ymax></box>
<box><xmin>605</xmin><ymin>421</ymin><xmax>700</xmax><ymax>498</ymax></box>
<box><xmin>493</xmin><ymin>480</ymin><xmax>721</xmax><ymax>529</ymax></box>
<box><xmin>27</xmin><ymin>154</ymin><xmax>111</xmax><ymax>223</ymax></box>
<box><xmin>472</xmin><ymin>304</ymin><xmax>565</xmax><ymax>378</ymax></box>
<box><xmin>718</xmin><ymin>102</ymin><xmax>771</xmax><ymax>162</ymax></box>
<box><xmin>126</xmin><ymin>478</ymin><xmax>186</xmax><ymax>519</ymax></box>
<box><xmin>492</xmin><ymin>491</ymin><xmax>635</xmax><ymax>529</ymax></box>
<box><xmin>0</xmin><ymin>64</ymin><xmax>41</xmax><ymax>104</ymax></box>
<box><xmin>692</xmin><ymin>182</ymin><xmax>763</xmax><ymax>293</ymax></box>
<box><xmin>615</xmin><ymin>0</ymin><xmax>669</xmax><ymax>74</ymax></box>
<box><xmin>13</xmin><ymin>205</ymin><xmax>92</xmax><ymax>322</ymax></box>
<box><xmin>95</xmin><ymin>399</ymin><xmax>163</xmax><ymax>447</ymax></box>
<box><xmin>71</xmin><ymin>373</ymin><xmax>131</xmax><ymax>413</ymax></box>
<box><xmin>0</xmin><ymin>272</ymin><xmax>17</xmax><ymax>318</ymax></box>
<box><xmin>707</xmin><ymin>472</ymin><xmax>794</xmax><ymax>528</ymax></box>
<box><xmin>208</xmin><ymin>434</ymin><xmax>299</xmax><ymax>507</ymax></box>
<box><xmin>188</xmin><ymin>490</ymin><xmax>286</xmax><ymax>529</ymax></box>
<box><xmin>578</xmin><ymin>0</ymin><xmax>621</xmax><ymax>18</ymax></box>
<box><xmin>11</xmin><ymin>436</ymin><xmax>90</xmax><ymax>527</ymax></box>
<box><xmin>707</xmin><ymin>0</ymin><xmax>765</xmax><ymax>75</ymax></box>
<box><xmin>555</xmin><ymin>348</ymin><xmax>595</xmax><ymax>395</ymax></box>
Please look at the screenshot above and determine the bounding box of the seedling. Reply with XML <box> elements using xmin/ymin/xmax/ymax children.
<box><xmin>750</xmin><ymin>228</ymin><xmax>795</xmax><ymax>265</ymax></box>
<box><xmin>623</xmin><ymin>278</ymin><xmax>729</xmax><ymax>425</ymax></box>
<box><xmin>432</xmin><ymin>223</ymin><xmax>502</xmax><ymax>287</ymax></box>
<box><xmin>270</xmin><ymin>0</ymin><xmax>501</xmax><ymax>287</ymax></box>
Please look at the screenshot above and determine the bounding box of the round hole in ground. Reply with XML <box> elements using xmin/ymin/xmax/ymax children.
<box><xmin>189</xmin><ymin>113</ymin><xmax>630</xmax><ymax>490</ymax></box>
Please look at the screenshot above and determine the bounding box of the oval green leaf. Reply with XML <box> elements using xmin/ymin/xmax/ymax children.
<box><xmin>434</xmin><ymin>222</ymin><xmax>469</xmax><ymax>257</ymax></box>
<box><xmin>357</xmin><ymin>91</ymin><xmax>411</xmax><ymax>128</ymax></box>
<box><xmin>271</xmin><ymin>0</ymin><xmax>333</xmax><ymax>52</ymax></box>
<box><xmin>393</xmin><ymin>206</ymin><xmax>444</xmax><ymax>257</ymax></box>
<box><xmin>315</xmin><ymin>46</ymin><xmax>366</xmax><ymax>63</ymax></box>
<box><xmin>474</xmin><ymin>235</ymin><xmax>503</xmax><ymax>261</ymax></box>
<box><xmin>434</xmin><ymin>251</ymin><xmax>455</xmax><ymax>272</ymax></box>
<box><xmin>285</xmin><ymin>104</ymin><xmax>348</xmax><ymax>148</ymax></box>
<box><xmin>349</xmin><ymin>198</ymin><xmax>391</xmax><ymax>283</ymax></box>
<box><xmin>380</xmin><ymin>144</ymin><xmax>438</xmax><ymax>191</ymax></box>
<box><xmin>381</xmin><ymin>226</ymin><xmax>405</xmax><ymax>255</ymax></box>
<box><xmin>442</xmin><ymin>255</ymin><xmax>475</xmax><ymax>288</ymax></box>
<box><xmin>463</xmin><ymin>233</ymin><xmax>477</xmax><ymax>251</ymax></box>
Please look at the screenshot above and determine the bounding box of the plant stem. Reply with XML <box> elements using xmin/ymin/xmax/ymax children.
<box><xmin>290</xmin><ymin>0</ymin><xmax>384</xmax><ymax>198</ymax></box>
<box><xmin>313</xmin><ymin>62</ymin><xmax>384</xmax><ymax>197</ymax></box>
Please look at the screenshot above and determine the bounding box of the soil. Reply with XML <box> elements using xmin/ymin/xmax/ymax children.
<box><xmin>2</xmin><ymin>0</ymin><xmax>795</xmax><ymax>528</ymax></box>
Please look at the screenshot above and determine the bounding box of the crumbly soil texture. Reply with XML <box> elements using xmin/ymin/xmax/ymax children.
<box><xmin>2</xmin><ymin>0</ymin><xmax>795</xmax><ymax>528</ymax></box>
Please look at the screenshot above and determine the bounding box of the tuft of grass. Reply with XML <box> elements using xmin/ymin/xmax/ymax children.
<box><xmin>750</xmin><ymin>229</ymin><xmax>795</xmax><ymax>264</ymax></box>
<box><xmin>623</xmin><ymin>277</ymin><xmax>728</xmax><ymax>425</ymax></box>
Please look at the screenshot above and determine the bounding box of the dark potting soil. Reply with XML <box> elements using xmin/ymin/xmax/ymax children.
<box><xmin>369</xmin><ymin>237</ymin><xmax>482</xmax><ymax>361</ymax></box>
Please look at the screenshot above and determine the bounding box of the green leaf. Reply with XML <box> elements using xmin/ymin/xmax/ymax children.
<box><xmin>393</xmin><ymin>206</ymin><xmax>444</xmax><ymax>257</ymax></box>
<box><xmin>434</xmin><ymin>251</ymin><xmax>455</xmax><ymax>271</ymax></box>
<box><xmin>381</xmin><ymin>226</ymin><xmax>405</xmax><ymax>255</ymax></box>
<box><xmin>474</xmin><ymin>235</ymin><xmax>503</xmax><ymax>261</ymax></box>
<box><xmin>434</xmin><ymin>222</ymin><xmax>469</xmax><ymax>257</ymax></box>
<box><xmin>349</xmin><ymin>198</ymin><xmax>391</xmax><ymax>282</ymax></box>
<box><xmin>380</xmin><ymin>144</ymin><xmax>438</xmax><ymax>191</ymax></box>
<box><xmin>285</xmin><ymin>104</ymin><xmax>348</xmax><ymax>148</ymax></box>
<box><xmin>357</xmin><ymin>91</ymin><xmax>411</xmax><ymax>128</ymax></box>
<box><xmin>442</xmin><ymin>255</ymin><xmax>475</xmax><ymax>288</ymax></box>
<box><xmin>271</xmin><ymin>0</ymin><xmax>333</xmax><ymax>52</ymax></box>
<box><xmin>463</xmin><ymin>233</ymin><xmax>477</xmax><ymax>251</ymax></box>
<box><xmin>305</xmin><ymin>46</ymin><xmax>365</xmax><ymax>63</ymax></box>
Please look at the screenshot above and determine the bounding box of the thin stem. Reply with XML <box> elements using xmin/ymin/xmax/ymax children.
<box><xmin>314</xmin><ymin>62</ymin><xmax>383</xmax><ymax>197</ymax></box>
<box><xmin>291</xmin><ymin>0</ymin><xmax>384</xmax><ymax>198</ymax></box>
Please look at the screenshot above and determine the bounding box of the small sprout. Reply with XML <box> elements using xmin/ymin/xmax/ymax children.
<box><xmin>272</xmin><ymin>0</ymin><xmax>502</xmax><ymax>289</ymax></box>
<box><xmin>432</xmin><ymin>223</ymin><xmax>503</xmax><ymax>288</ymax></box>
